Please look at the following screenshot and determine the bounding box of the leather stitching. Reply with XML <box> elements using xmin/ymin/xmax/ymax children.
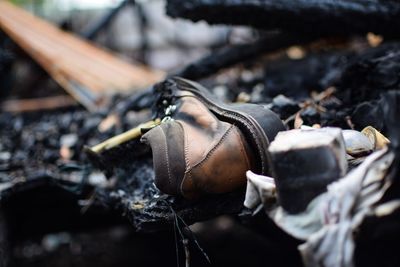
<box><xmin>177</xmin><ymin>121</ymin><xmax>191</xmax><ymax>197</ymax></box>
<box><xmin>190</xmin><ymin>124</ymin><xmax>234</xmax><ymax>170</ymax></box>
<box><xmin>232</xmin><ymin>126</ymin><xmax>251</xmax><ymax>170</ymax></box>
<box><xmin>175</xmin><ymin>77</ymin><xmax>267</xmax><ymax>174</ymax></box>
<box><xmin>160</xmin><ymin>126</ymin><xmax>173</xmax><ymax>191</ymax></box>
<box><xmin>188</xmin><ymin>125</ymin><xmax>234</xmax><ymax>194</ymax></box>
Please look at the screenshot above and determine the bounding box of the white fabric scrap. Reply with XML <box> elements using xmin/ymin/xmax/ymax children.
<box><xmin>243</xmin><ymin>148</ymin><xmax>397</xmax><ymax>267</ymax></box>
<box><xmin>273</xmin><ymin>195</ymin><xmax>324</xmax><ymax>240</ymax></box>
<box><xmin>299</xmin><ymin>148</ymin><xmax>395</xmax><ymax>267</ymax></box>
<box><xmin>244</xmin><ymin>170</ymin><xmax>276</xmax><ymax>209</ymax></box>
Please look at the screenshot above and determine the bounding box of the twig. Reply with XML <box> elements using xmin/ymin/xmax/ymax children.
<box><xmin>176</xmin><ymin>215</ymin><xmax>211</xmax><ymax>264</ymax></box>
<box><xmin>165</xmin><ymin>200</ymin><xmax>210</xmax><ymax>266</ymax></box>
<box><xmin>88</xmin><ymin>119</ymin><xmax>160</xmax><ymax>154</ymax></box>
<box><xmin>174</xmin><ymin>32</ymin><xmax>318</xmax><ymax>80</ymax></box>
<box><xmin>167</xmin><ymin>0</ymin><xmax>400</xmax><ymax>36</ymax></box>
<box><xmin>173</xmin><ymin>210</ymin><xmax>180</xmax><ymax>267</ymax></box>
<box><xmin>183</xmin><ymin>238</ymin><xmax>190</xmax><ymax>267</ymax></box>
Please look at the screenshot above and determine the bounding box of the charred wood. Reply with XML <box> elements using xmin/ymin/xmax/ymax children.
<box><xmin>0</xmin><ymin>211</ymin><xmax>10</xmax><ymax>267</ymax></box>
<box><xmin>355</xmin><ymin>209</ymin><xmax>400</xmax><ymax>267</ymax></box>
<box><xmin>338</xmin><ymin>43</ymin><xmax>400</xmax><ymax>106</ymax></box>
<box><xmin>333</xmin><ymin>43</ymin><xmax>400</xmax><ymax>130</ymax></box>
<box><xmin>175</xmin><ymin>32</ymin><xmax>319</xmax><ymax>81</ymax></box>
<box><xmin>167</xmin><ymin>0</ymin><xmax>400</xmax><ymax>37</ymax></box>
<box><xmin>354</xmin><ymin>91</ymin><xmax>400</xmax><ymax>266</ymax></box>
<box><xmin>1</xmin><ymin>176</ymin><xmax>126</xmax><ymax>241</ymax></box>
<box><xmin>1</xmin><ymin>96</ymin><xmax>77</xmax><ymax>113</ymax></box>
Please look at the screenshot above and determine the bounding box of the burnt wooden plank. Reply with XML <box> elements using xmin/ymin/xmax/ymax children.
<box><xmin>0</xmin><ymin>2</ymin><xmax>165</xmax><ymax>111</ymax></box>
<box><xmin>1</xmin><ymin>95</ymin><xmax>77</xmax><ymax>113</ymax></box>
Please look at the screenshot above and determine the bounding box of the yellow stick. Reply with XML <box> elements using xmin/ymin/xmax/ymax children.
<box><xmin>89</xmin><ymin>119</ymin><xmax>160</xmax><ymax>154</ymax></box>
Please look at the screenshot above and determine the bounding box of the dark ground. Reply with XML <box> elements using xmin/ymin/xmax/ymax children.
<box><xmin>1</xmin><ymin>35</ymin><xmax>400</xmax><ymax>266</ymax></box>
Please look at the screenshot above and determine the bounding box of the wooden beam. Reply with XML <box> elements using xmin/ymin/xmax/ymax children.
<box><xmin>167</xmin><ymin>0</ymin><xmax>400</xmax><ymax>37</ymax></box>
<box><xmin>1</xmin><ymin>95</ymin><xmax>78</xmax><ymax>113</ymax></box>
<box><xmin>0</xmin><ymin>1</ymin><xmax>165</xmax><ymax>111</ymax></box>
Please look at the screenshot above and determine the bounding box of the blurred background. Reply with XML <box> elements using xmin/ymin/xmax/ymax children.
<box><xmin>0</xmin><ymin>2</ymin><xmax>288</xmax><ymax>267</ymax></box>
<box><xmin>3</xmin><ymin>1</ymin><xmax>394</xmax><ymax>267</ymax></box>
<box><xmin>11</xmin><ymin>0</ymin><xmax>254</xmax><ymax>70</ymax></box>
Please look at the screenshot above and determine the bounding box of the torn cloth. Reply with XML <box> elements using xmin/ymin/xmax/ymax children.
<box><xmin>298</xmin><ymin>148</ymin><xmax>395</xmax><ymax>267</ymax></box>
<box><xmin>244</xmin><ymin>148</ymin><xmax>397</xmax><ymax>267</ymax></box>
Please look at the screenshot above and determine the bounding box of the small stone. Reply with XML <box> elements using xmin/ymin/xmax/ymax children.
<box><xmin>131</xmin><ymin>202</ymin><xmax>145</xmax><ymax>210</ymax></box>
<box><xmin>13</xmin><ymin>117</ymin><xmax>24</xmax><ymax>132</ymax></box>
<box><xmin>271</xmin><ymin>95</ymin><xmax>300</xmax><ymax>119</ymax></box>
<box><xmin>98</xmin><ymin>114</ymin><xmax>120</xmax><ymax>133</ymax></box>
<box><xmin>241</xmin><ymin>70</ymin><xmax>254</xmax><ymax>82</ymax></box>
<box><xmin>301</xmin><ymin>106</ymin><xmax>320</xmax><ymax>125</ymax></box>
<box><xmin>84</xmin><ymin>116</ymin><xmax>102</xmax><ymax>131</ymax></box>
<box><xmin>367</xmin><ymin>32</ymin><xmax>383</xmax><ymax>47</ymax></box>
<box><xmin>60</xmin><ymin>134</ymin><xmax>78</xmax><ymax>147</ymax></box>
<box><xmin>42</xmin><ymin>233</ymin><xmax>71</xmax><ymax>252</ymax></box>
<box><xmin>0</xmin><ymin>151</ymin><xmax>11</xmax><ymax>162</ymax></box>
<box><xmin>212</xmin><ymin>85</ymin><xmax>229</xmax><ymax>101</ymax></box>
<box><xmin>250</xmin><ymin>83</ymin><xmax>264</xmax><ymax>102</ymax></box>
<box><xmin>88</xmin><ymin>172</ymin><xmax>108</xmax><ymax>187</ymax></box>
<box><xmin>236</xmin><ymin>92</ymin><xmax>251</xmax><ymax>103</ymax></box>
<box><xmin>342</xmin><ymin>130</ymin><xmax>374</xmax><ymax>157</ymax></box>
<box><xmin>286</xmin><ymin>46</ymin><xmax>306</xmax><ymax>60</ymax></box>
<box><xmin>60</xmin><ymin>146</ymin><xmax>73</xmax><ymax>160</ymax></box>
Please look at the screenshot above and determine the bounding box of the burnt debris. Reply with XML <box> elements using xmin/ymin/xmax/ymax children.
<box><xmin>1</xmin><ymin>1</ymin><xmax>400</xmax><ymax>267</ymax></box>
<box><xmin>166</xmin><ymin>0</ymin><xmax>400</xmax><ymax>37</ymax></box>
<box><xmin>1</xmin><ymin>41</ymin><xmax>399</xmax><ymax>231</ymax></box>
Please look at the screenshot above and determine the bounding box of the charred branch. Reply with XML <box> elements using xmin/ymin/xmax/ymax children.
<box><xmin>175</xmin><ymin>32</ymin><xmax>320</xmax><ymax>80</ymax></box>
<box><xmin>167</xmin><ymin>0</ymin><xmax>400</xmax><ymax>37</ymax></box>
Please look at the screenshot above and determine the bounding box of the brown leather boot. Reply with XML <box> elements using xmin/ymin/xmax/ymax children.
<box><xmin>141</xmin><ymin>77</ymin><xmax>285</xmax><ymax>199</ymax></box>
